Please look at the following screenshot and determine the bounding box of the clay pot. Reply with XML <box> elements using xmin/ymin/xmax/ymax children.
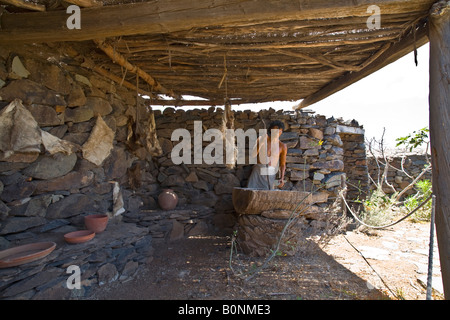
<box><xmin>158</xmin><ymin>189</ymin><xmax>178</xmax><ymax>210</ymax></box>
<box><xmin>84</xmin><ymin>214</ymin><xmax>109</xmax><ymax>233</ymax></box>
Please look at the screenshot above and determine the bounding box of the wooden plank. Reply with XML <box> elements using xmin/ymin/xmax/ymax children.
<box><xmin>428</xmin><ymin>0</ymin><xmax>450</xmax><ymax>300</ymax></box>
<box><xmin>0</xmin><ymin>0</ymin><xmax>437</xmax><ymax>43</ymax></box>
<box><xmin>297</xmin><ymin>21</ymin><xmax>429</xmax><ymax>109</ymax></box>
<box><xmin>232</xmin><ymin>187</ymin><xmax>312</xmax><ymax>215</ymax></box>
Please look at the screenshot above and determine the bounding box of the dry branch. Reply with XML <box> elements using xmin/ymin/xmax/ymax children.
<box><xmin>81</xmin><ymin>57</ymin><xmax>155</xmax><ymax>98</ymax></box>
<box><xmin>93</xmin><ymin>39</ymin><xmax>179</xmax><ymax>99</ymax></box>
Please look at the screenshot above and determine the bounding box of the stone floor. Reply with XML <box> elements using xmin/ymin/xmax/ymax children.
<box><xmin>324</xmin><ymin>220</ymin><xmax>444</xmax><ymax>299</ymax></box>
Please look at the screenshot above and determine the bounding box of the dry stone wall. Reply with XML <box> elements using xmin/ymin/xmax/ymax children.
<box><xmin>367</xmin><ymin>154</ymin><xmax>432</xmax><ymax>197</ymax></box>
<box><xmin>0</xmin><ymin>47</ymin><xmax>368</xmax><ymax>298</ymax></box>
<box><xmin>151</xmin><ymin>108</ymin><xmax>368</xmax><ymax>232</ymax></box>
<box><xmin>0</xmin><ymin>48</ymin><xmax>156</xmax><ymax>299</ymax></box>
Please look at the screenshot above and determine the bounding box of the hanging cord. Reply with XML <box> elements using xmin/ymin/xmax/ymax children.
<box><xmin>218</xmin><ymin>53</ymin><xmax>228</xmax><ymax>90</ymax></box>
<box><xmin>340</xmin><ymin>192</ymin><xmax>432</xmax><ymax>229</ymax></box>
<box><xmin>426</xmin><ymin>195</ymin><xmax>436</xmax><ymax>300</ymax></box>
<box><xmin>341</xmin><ymin>193</ymin><xmax>435</xmax><ymax>299</ymax></box>
<box><xmin>341</xmin><ymin>191</ymin><xmax>435</xmax><ymax>299</ymax></box>
<box><xmin>343</xmin><ymin>235</ymin><xmax>398</xmax><ymax>298</ymax></box>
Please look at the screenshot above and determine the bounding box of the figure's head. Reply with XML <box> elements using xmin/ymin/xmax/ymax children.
<box><xmin>267</xmin><ymin>120</ymin><xmax>285</xmax><ymax>138</ymax></box>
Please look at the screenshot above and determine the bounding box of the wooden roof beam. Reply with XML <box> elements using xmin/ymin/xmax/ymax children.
<box><xmin>60</xmin><ymin>44</ymin><xmax>156</xmax><ymax>97</ymax></box>
<box><xmin>0</xmin><ymin>0</ymin><xmax>437</xmax><ymax>44</ymax></box>
<box><xmin>93</xmin><ymin>39</ymin><xmax>179</xmax><ymax>99</ymax></box>
<box><xmin>268</xmin><ymin>49</ymin><xmax>362</xmax><ymax>72</ymax></box>
<box><xmin>297</xmin><ymin>21</ymin><xmax>430</xmax><ymax>109</ymax></box>
<box><xmin>81</xmin><ymin>58</ymin><xmax>156</xmax><ymax>98</ymax></box>
<box><xmin>428</xmin><ymin>0</ymin><xmax>450</xmax><ymax>299</ymax></box>
<box><xmin>0</xmin><ymin>0</ymin><xmax>45</xmax><ymax>11</ymax></box>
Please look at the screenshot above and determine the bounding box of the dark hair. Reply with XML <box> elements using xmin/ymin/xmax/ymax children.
<box><xmin>267</xmin><ymin>120</ymin><xmax>285</xmax><ymax>136</ymax></box>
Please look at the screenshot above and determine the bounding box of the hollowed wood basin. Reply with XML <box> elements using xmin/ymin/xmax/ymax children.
<box><xmin>232</xmin><ymin>187</ymin><xmax>313</xmax><ymax>215</ymax></box>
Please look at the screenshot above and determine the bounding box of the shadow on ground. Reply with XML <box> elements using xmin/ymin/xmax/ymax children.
<box><xmin>88</xmin><ymin>233</ymin><xmax>389</xmax><ymax>300</ymax></box>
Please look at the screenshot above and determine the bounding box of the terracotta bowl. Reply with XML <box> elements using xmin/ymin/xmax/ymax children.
<box><xmin>64</xmin><ymin>230</ymin><xmax>95</xmax><ymax>244</ymax></box>
<box><xmin>84</xmin><ymin>214</ymin><xmax>109</xmax><ymax>233</ymax></box>
<box><xmin>0</xmin><ymin>242</ymin><xmax>56</xmax><ymax>268</ymax></box>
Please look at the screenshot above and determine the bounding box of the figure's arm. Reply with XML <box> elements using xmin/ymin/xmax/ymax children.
<box><xmin>251</xmin><ymin>135</ymin><xmax>265</xmax><ymax>159</ymax></box>
<box><xmin>278</xmin><ymin>143</ymin><xmax>287</xmax><ymax>188</ymax></box>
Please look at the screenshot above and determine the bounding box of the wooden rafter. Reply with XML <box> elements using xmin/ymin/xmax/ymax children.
<box><xmin>59</xmin><ymin>44</ymin><xmax>155</xmax><ymax>97</ymax></box>
<box><xmin>267</xmin><ymin>49</ymin><xmax>361</xmax><ymax>72</ymax></box>
<box><xmin>0</xmin><ymin>0</ymin><xmax>45</xmax><ymax>11</ymax></box>
<box><xmin>81</xmin><ymin>57</ymin><xmax>155</xmax><ymax>98</ymax></box>
<box><xmin>93</xmin><ymin>39</ymin><xmax>179</xmax><ymax>99</ymax></box>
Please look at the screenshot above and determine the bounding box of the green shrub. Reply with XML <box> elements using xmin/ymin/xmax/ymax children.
<box><xmin>404</xmin><ymin>179</ymin><xmax>432</xmax><ymax>222</ymax></box>
<box><xmin>359</xmin><ymin>187</ymin><xmax>400</xmax><ymax>227</ymax></box>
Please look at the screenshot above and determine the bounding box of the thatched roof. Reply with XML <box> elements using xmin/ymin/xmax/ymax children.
<box><xmin>0</xmin><ymin>0</ymin><xmax>437</xmax><ymax>107</ymax></box>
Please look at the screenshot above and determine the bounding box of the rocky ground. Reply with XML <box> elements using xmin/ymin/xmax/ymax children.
<box><xmin>87</xmin><ymin>220</ymin><xmax>444</xmax><ymax>300</ymax></box>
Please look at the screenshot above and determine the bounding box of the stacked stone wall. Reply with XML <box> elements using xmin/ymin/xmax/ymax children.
<box><xmin>0</xmin><ymin>48</ymin><xmax>156</xmax><ymax>299</ymax></box>
<box><xmin>151</xmin><ymin>109</ymin><xmax>368</xmax><ymax>229</ymax></box>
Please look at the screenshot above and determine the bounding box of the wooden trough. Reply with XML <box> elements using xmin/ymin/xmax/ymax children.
<box><xmin>232</xmin><ymin>187</ymin><xmax>313</xmax><ymax>215</ymax></box>
<box><xmin>232</xmin><ymin>187</ymin><xmax>316</xmax><ymax>257</ymax></box>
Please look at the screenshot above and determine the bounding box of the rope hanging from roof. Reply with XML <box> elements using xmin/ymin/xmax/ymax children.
<box><xmin>219</xmin><ymin>53</ymin><xmax>236</xmax><ymax>169</ymax></box>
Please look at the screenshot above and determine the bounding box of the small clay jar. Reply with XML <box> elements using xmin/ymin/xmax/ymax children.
<box><xmin>158</xmin><ymin>189</ymin><xmax>178</xmax><ymax>210</ymax></box>
<box><xmin>84</xmin><ymin>214</ymin><xmax>109</xmax><ymax>233</ymax></box>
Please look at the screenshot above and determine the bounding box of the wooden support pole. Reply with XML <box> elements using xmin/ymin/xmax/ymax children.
<box><xmin>428</xmin><ymin>0</ymin><xmax>450</xmax><ymax>300</ymax></box>
<box><xmin>93</xmin><ymin>39</ymin><xmax>179</xmax><ymax>99</ymax></box>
